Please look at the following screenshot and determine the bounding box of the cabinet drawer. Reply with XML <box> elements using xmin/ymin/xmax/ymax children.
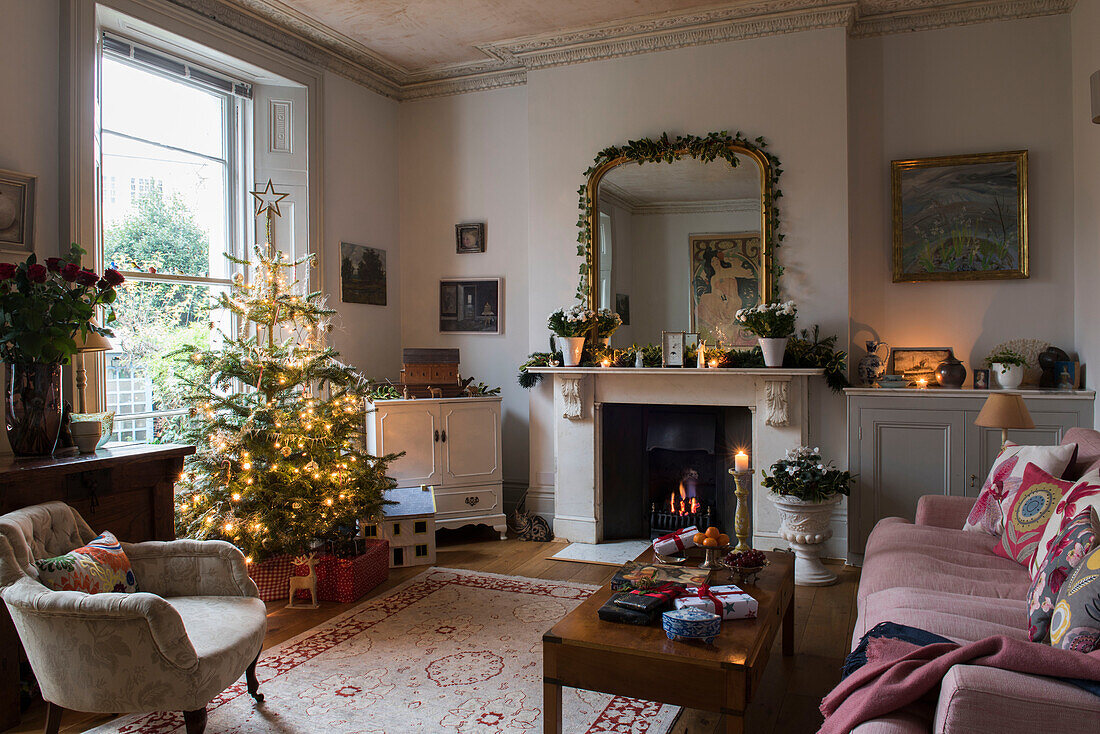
<box><xmin>436</xmin><ymin>486</ymin><xmax>501</xmax><ymax>516</ymax></box>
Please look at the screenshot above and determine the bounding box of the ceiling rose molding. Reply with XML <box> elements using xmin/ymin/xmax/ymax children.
<box><xmin>851</xmin><ymin>0</ymin><xmax>1075</xmax><ymax>37</ymax></box>
<box><xmin>168</xmin><ymin>0</ymin><xmax>1075</xmax><ymax>101</ymax></box>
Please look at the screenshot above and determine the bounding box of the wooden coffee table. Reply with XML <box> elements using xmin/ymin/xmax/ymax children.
<box><xmin>542</xmin><ymin>550</ymin><xmax>794</xmax><ymax>734</ymax></box>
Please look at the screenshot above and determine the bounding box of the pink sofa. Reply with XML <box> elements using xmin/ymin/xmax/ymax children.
<box><xmin>850</xmin><ymin>427</ymin><xmax>1100</xmax><ymax>733</ymax></box>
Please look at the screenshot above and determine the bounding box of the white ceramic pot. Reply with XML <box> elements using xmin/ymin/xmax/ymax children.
<box><xmin>769</xmin><ymin>493</ymin><xmax>842</xmax><ymax>586</ymax></box>
<box><xmin>993</xmin><ymin>363</ymin><xmax>1025</xmax><ymax>389</ymax></box>
<box><xmin>759</xmin><ymin>337</ymin><xmax>788</xmax><ymax>368</ymax></box>
<box><xmin>69</xmin><ymin>420</ymin><xmax>102</xmax><ymax>454</ymax></box>
<box><xmin>558</xmin><ymin>336</ymin><xmax>586</xmax><ymax>367</ymax></box>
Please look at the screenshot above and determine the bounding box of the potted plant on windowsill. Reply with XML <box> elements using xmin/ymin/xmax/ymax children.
<box><xmin>0</xmin><ymin>245</ymin><xmax>123</xmax><ymax>456</ymax></box>
<box><xmin>762</xmin><ymin>446</ymin><xmax>852</xmax><ymax>586</ymax></box>
<box><xmin>595</xmin><ymin>308</ymin><xmax>622</xmax><ymax>347</ymax></box>
<box><xmin>735</xmin><ymin>300</ymin><xmax>797</xmax><ymax>367</ymax></box>
<box><xmin>985</xmin><ymin>347</ymin><xmax>1028</xmax><ymax>389</ymax></box>
<box><xmin>548</xmin><ymin>305</ymin><xmax>596</xmax><ymax>367</ymax></box>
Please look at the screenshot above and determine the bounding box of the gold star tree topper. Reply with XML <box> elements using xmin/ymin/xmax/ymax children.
<box><xmin>250</xmin><ymin>179</ymin><xmax>289</xmax><ymax>218</ymax></box>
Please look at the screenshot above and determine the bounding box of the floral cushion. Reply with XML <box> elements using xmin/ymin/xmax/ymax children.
<box><xmin>1030</xmin><ymin>471</ymin><xmax>1100</xmax><ymax>578</ymax></box>
<box><xmin>994</xmin><ymin>463</ymin><xmax>1070</xmax><ymax>566</ymax></box>
<box><xmin>963</xmin><ymin>442</ymin><xmax>1077</xmax><ymax>536</ymax></box>
<box><xmin>1051</xmin><ymin>540</ymin><xmax>1100</xmax><ymax>652</ymax></box>
<box><xmin>34</xmin><ymin>531</ymin><xmax>138</xmax><ymax>593</ymax></box>
<box><xmin>1027</xmin><ymin>508</ymin><xmax>1097</xmax><ymax>642</ymax></box>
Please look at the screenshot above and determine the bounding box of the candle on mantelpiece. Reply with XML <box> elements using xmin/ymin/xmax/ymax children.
<box><xmin>600</xmin><ymin>358</ymin><xmax>611</xmax><ymax>368</ymax></box>
<box><xmin>709</xmin><ymin>358</ymin><xmax>719</xmax><ymax>369</ymax></box>
<box><xmin>916</xmin><ymin>377</ymin><xmax>929</xmax><ymax>389</ymax></box>
<box><xmin>735</xmin><ymin>450</ymin><xmax>750</xmax><ymax>472</ymax></box>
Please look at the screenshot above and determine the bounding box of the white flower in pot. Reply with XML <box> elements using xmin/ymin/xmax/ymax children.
<box><xmin>548</xmin><ymin>305</ymin><xmax>596</xmax><ymax>367</ymax></box>
<box><xmin>595</xmin><ymin>308</ymin><xmax>622</xmax><ymax>347</ymax></box>
<box><xmin>985</xmin><ymin>348</ymin><xmax>1027</xmax><ymax>390</ymax></box>
<box><xmin>735</xmin><ymin>301</ymin><xmax>797</xmax><ymax>367</ymax></box>
<box><xmin>762</xmin><ymin>446</ymin><xmax>851</xmax><ymax>586</ymax></box>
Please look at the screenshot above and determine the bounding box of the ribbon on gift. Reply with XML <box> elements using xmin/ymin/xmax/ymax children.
<box><xmin>628</xmin><ymin>582</ymin><xmax>685</xmax><ymax>600</ymax></box>
<box><xmin>653</xmin><ymin>526</ymin><xmax>696</xmax><ymax>553</ymax></box>
<box><xmin>687</xmin><ymin>584</ymin><xmax>725</xmax><ymax>615</ymax></box>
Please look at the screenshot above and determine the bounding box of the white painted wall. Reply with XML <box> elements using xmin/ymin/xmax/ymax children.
<box><xmin>1072</xmin><ymin>1</ymin><xmax>1100</xmax><ymax>406</ymax></box>
<box><xmin>848</xmin><ymin>17</ymin><xmax>1075</xmax><ymax>377</ymax></box>
<box><xmin>322</xmin><ymin>72</ymin><xmax>402</xmax><ymax>380</ymax></box>
<box><xmin>397</xmin><ymin>86</ymin><xmax>531</xmax><ymax>490</ymax></box>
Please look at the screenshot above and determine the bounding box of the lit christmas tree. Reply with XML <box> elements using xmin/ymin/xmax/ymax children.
<box><xmin>173</xmin><ymin>239</ymin><xmax>396</xmax><ymax>563</ymax></box>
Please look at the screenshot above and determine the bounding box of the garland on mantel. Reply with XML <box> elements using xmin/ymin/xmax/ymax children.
<box><xmin>575</xmin><ymin>130</ymin><xmax>785</xmax><ymax>301</ymax></box>
<box><xmin>517</xmin><ymin>326</ymin><xmax>848</xmax><ymax>392</ymax></box>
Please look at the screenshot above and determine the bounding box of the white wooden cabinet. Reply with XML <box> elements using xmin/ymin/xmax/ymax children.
<box><xmin>366</xmin><ymin>397</ymin><xmax>506</xmax><ymax>539</ymax></box>
<box><xmin>846</xmin><ymin>388</ymin><xmax>1095</xmax><ymax>561</ymax></box>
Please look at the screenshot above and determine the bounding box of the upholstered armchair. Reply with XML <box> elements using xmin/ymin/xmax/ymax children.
<box><xmin>0</xmin><ymin>502</ymin><xmax>268</xmax><ymax>734</ymax></box>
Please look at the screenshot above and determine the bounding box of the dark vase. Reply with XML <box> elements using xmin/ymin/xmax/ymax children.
<box><xmin>935</xmin><ymin>356</ymin><xmax>967</xmax><ymax>389</ymax></box>
<box><xmin>5</xmin><ymin>362</ymin><xmax>64</xmax><ymax>456</ymax></box>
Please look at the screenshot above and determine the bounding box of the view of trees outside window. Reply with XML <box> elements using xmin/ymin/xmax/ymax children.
<box><xmin>100</xmin><ymin>54</ymin><xmax>237</xmax><ymax>442</ymax></box>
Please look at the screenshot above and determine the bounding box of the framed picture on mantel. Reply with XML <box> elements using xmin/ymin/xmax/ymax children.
<box><xmin>892</xmin><ymin>150</ymin><xmax>1028</xmax><ymax>282</ymax></box>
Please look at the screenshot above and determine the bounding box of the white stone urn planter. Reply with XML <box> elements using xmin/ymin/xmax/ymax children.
<box><xmin>557</xmin><ymin>336</ymin><xmax>586</xmax><ymax>367</ymax></box>
<box><xmin>758</xmin><ymin>337</ymin><xmax>788</xmax><ymax>367</ymax></box>
<box><xmin>992</xmin><ymin>362</ymin><xmax>1025</xmax><ymax>389</ymax></box>
<box><xmin>769</xmin><ymin>493</ymin><xmax>842</xmax><ymax>586</ymax></box>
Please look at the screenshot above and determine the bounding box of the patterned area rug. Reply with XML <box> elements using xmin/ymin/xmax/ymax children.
<box><xmin>88</xmin><ymin>567</ymin><xmax>679</xmax><ymax>733</ymax></box>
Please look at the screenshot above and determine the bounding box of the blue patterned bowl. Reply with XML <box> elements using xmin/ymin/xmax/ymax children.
<box><xmin>662</xmin><ymin>607</ymin><xmax>721</xmax><ymax>644</ymax></box>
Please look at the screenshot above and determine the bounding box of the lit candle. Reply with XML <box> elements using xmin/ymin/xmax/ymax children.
<box><xmin>708</xmin><ymin>358</ymin><xmax>719</xmax><ymax>369</ymax></box>
<box><xmin>735</xmin><ymin>450</ymin><xmax>750</xmax><ymax>472</ymax></box>
<box><xmin>916</xmin><ymin>377</ymin><xmax>928</xmax><ymax>389</ymax></box>
<box><xmin>600</xmin><ymin>358</ymin><xmax>611</xmax><ymax>368</ymax></box>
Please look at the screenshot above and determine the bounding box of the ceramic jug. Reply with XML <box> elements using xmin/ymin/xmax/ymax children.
<box><xmin>858</xmin><ymin>340</ymin><xmax>889</xmax><ymax>386</ymax></box>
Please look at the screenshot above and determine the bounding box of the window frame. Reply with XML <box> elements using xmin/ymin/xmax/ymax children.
<box><xmin>97</xmin><ymin>38</ymin><xmax>249</xmax><ymax>442</ymax></box>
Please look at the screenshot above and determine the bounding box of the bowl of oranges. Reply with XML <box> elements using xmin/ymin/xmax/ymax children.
<box><xmin>694</xmin><ymin>527</ymin><xmax>731</xmax><ymax>570</ymax></box>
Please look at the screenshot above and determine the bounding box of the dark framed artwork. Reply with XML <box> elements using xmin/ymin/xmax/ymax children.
<box><xmin>439</xmin><ymin>278</ymin><xmax>502</xmax><ymax>334</ymax></box>
<box><xmin>339</xmin><ymin>242</ymin><xmax>386</xmax><ymax>305</ymax></box>
<box><xmin>0</xmin><ymin>169</ymin><xmax>36</xmax><ymax>254</ymax></box>
<box><xmin>689</xmin><ymin>232</ymin><xmax>764</xmax><ymax>348</ymax></box>
<box><xmin>892</xmin><ymin>150</ymin><xmax>1028</xmax><ymax>282</ymax></box>
<box><xmin>889</xmin><ymin>347</ymin><xmax>953</xmax><ymax>377</ymax></box>
<box><xmin>973</xmin><ymin>369</ymin><xmax>990</xmax><ymax>390</ymax></box>
<box><xmin>456</xmin><ymin>222</ymin><xmax>486</xmax><ymax>254</ymax></box>
<box><xmin>615</xmin><ymin>293</ymin><xmax>630</xmax><ymax>325</ymax></box>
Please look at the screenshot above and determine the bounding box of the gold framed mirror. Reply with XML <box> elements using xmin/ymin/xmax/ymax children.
<box><xmin>582</xmin><ymin>137</ymin><xmax>775</xmax><ymax>349</ymax></box>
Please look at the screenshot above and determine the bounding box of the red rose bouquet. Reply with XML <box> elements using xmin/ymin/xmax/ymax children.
<box><xmin>0</xmin><ymin>244</ymin><xmax>124</xmax><ymax>365</ymax></box>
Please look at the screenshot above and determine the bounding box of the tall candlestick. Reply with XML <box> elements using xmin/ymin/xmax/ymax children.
<box><xmin>729</xmin><ymin>467</ymin><xmax>753</xmax><ymax>552</ymax></box>
<box><xmin>734</xmin><ymin>450</ymin><xmax>750</xmax><ymax>472</ymax></box>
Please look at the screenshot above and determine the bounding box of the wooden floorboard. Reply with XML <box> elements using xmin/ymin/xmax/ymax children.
<box><xmin>10</xmin><ymin>530</ymin><xmax>859</xmax><ymax>734</ymax></box>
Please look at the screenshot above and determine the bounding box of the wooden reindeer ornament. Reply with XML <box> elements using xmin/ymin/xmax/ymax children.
<box><xmin>287</xmin><ymin>553</ymin><xmax>319</xmax><ymax>609</ymax></box>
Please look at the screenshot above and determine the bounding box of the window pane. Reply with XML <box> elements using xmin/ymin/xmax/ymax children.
<box><xmin>102</xmin><ymin>132</ymin><xmax>228</xmax><ymax>278</ymax></box>
<box><xmin>102</xmin><ymin>56</ymin><xmax>225</xmax><ymax>159</ymax></box>
<box><xmin>105</xmin><ymin>281</ymin><xmax>227</xmax><ymax>444</ymax></box>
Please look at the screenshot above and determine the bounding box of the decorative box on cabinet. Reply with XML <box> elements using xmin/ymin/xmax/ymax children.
<box><xmin>845</xmin><ymin>388</ymin><xmax>1095</xmax><ymax>562</ymax></box>
<box><xmin>365</xmin><ymin>396</ymin><xmax>506</xmax><ymax>539</ymax></box>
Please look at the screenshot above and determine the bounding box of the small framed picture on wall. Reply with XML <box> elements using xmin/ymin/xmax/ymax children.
<box><xmin>0</xmin><ymin>169</ymin><xmax>36</xmax><ymax>254</ymax></box>
<box><xmin>439</xmin><ymin>278</ymin><xmax>503</xmax><ymax>334</ymax></box>
<box><xmin>456</xmin><ymin>222</ymin><xmax>486</xmax><ymax>254</ymax></box>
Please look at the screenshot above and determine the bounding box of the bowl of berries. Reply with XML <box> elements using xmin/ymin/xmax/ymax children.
<box><xmin>723</xmin><ymin>549</ymin><xmax>770</xmax><ymax>584</ymax></box>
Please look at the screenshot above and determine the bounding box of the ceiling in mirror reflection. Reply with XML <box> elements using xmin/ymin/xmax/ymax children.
<box><xmin>598</xmin><ymin>157</ymin><xmax>761</xmax><ymax>209</ymax></box>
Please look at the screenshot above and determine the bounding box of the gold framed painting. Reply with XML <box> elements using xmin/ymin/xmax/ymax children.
<box><xmin>689</xmin><ymin>232</ymin><xmax>765</xmax><ymax>348</ymax></box>
<box><xmin>0</xmin><ymin>169</ymin><xmax>36</xmax><ymax>254</ymax></box>
<box><xmin>892</xmin><ymin>150</ymin><xmax>1028</xmax><ymax>282</ymax></box>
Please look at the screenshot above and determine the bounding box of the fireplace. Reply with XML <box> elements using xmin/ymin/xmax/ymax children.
<box><xmin>600</xmin><ymin>404</ymin><xmax>751</xmax><ymax>540</ymax></box>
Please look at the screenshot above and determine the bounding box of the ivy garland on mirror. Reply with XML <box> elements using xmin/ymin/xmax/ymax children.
<box><xmin>575</xmin><ymin>130</ymin><xmax>785</xmax><ymax>301</ymax></box>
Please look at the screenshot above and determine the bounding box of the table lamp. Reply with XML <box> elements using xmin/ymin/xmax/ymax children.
<box><xmin>975</xmin><ymin>393</ymin><xmax>1034</xmax><ymax>446</ymax></box>
<box><xmin>73</xmin><ymin>328</ymin><xmax>112</xmax><ymax>413</ymax></box>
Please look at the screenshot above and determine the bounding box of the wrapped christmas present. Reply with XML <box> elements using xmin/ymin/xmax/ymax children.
<box><xmin>652</xmin><ymin>526</ymin><xmax>698</xmax><ymax>556</ymax></box>
<box><xmin>613</xmin><ymin>582</ymin><xmax>684</xmax><ymax>614</ymax></box>
<box><xmin>673</xmin><ymin>584</ymin><xmax>759</xmax><ymax>621</ymax></box>
<box><xmin>598</xmin><ymin>594</ymin><xmax>659</xmax><ymax>625</ymax></box>
<box><xmin>609</xmin><ymin>561</ymin><xmax>711</xmax><ymax>592</ymax></box>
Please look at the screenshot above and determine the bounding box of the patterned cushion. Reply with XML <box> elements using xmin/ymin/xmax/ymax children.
<box><xmin>1027</xmin><ymin>508</ymin><xmax>1097</xmax><ymax>642</ymax></box>
<box><xmin>964</xmin><ymin>442</ymin><xmax>1077</xmax><ymax>535</ymax></box>
<box><xmin>1030</xmin><ymin>471</ymin><xmax>1100</xmax><ymax>578</ymax></box>
<box><xmin>34</xmin><ymin>531</ymin><xmax>138</xmax><ymax>593</ymax></box>
<box><xmin>1051</xmin><ymin>540</ymin><xmax>1100</xmax><ymax>652</ymax></box>
<box><xmin>994</xmin><ymin>463</ymin><xmax>1070</xmax><ymax>566</ymax></box>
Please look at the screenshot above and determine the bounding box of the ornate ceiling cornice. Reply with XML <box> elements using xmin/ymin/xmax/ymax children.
<box><xmin>168</xmin><ymin>0</ymin><xmax>1075</xmax><ymax>100</ymax></box>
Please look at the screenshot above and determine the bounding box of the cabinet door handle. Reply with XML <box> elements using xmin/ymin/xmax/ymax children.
<box><xmin>441</xmin><ymin>430</ymin><xmax>447</xmax><ymax>443</ymax></box>
<box><xmin>464</xmin><ymin>495</ymin><xmax>479</xmax><ymax>507</ymax></box>
<box><xmin>434</xmin><ymin>430</ymin><xmax>440</xmax><ymax>442</ymax></box>
<box><xmin>969</xmin><ymin>474</ymin><xmax>977</xmax><ymax>489</ymax></box>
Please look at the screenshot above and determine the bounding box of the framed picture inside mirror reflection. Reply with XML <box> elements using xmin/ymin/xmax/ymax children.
<box><xmin>662</xmin><ymin>331</ymin><xmax>685</xmax><ymax>367</ymax></box>
<box><xmin>439</xmin><ymin>278</ymin><xmax>502</xmax><ymax>334</ymax></box>
<box><xmin>689</xmin><ymin>233</ymin><xmax>763</xmax><ymax>349</ymax></box>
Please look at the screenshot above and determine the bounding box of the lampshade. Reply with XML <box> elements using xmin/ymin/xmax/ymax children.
<box><xmin>73</xmin><ymin>328</ymin><xmax>112</xmax><ymax>353</ymax></box>
<box><xmin>974</xmin><ymin>393</ymin><xmax>1035</xmax><ymax>430</ymax></box>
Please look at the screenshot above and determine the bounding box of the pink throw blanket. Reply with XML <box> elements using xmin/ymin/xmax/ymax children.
<box><xmin>819</xmin><ymin>635</ymin><xmax>1100</xmax><ymax>734</ymax></box>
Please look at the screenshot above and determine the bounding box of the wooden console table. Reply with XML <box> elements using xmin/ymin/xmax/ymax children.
<box><xmin>0</xmin><ymin>443</ymin><xmax>194</xmax><ymax>731</ymax></box>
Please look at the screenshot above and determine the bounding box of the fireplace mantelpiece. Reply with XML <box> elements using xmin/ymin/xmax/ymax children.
<box><xmin>528</xmin><ymin>367</ymin><xmax>832</xmax><ymax>550</ymax></box>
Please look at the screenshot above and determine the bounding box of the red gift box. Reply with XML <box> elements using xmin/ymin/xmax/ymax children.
<box><xmin>315</xmin><ymin>539</ymin><xmax>389</xmax><ymax>603</ymax></box>
<box><xmin>248</xmin><ymin>554</ymin><xmax>294</xmax><ymax>602</ymax></box>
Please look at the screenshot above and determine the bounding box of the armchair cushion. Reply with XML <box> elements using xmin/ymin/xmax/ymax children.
<box><xmin>35</xmin><ymin>531</ymin><xmax>137</xmax><ymax>594</ymax></box>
